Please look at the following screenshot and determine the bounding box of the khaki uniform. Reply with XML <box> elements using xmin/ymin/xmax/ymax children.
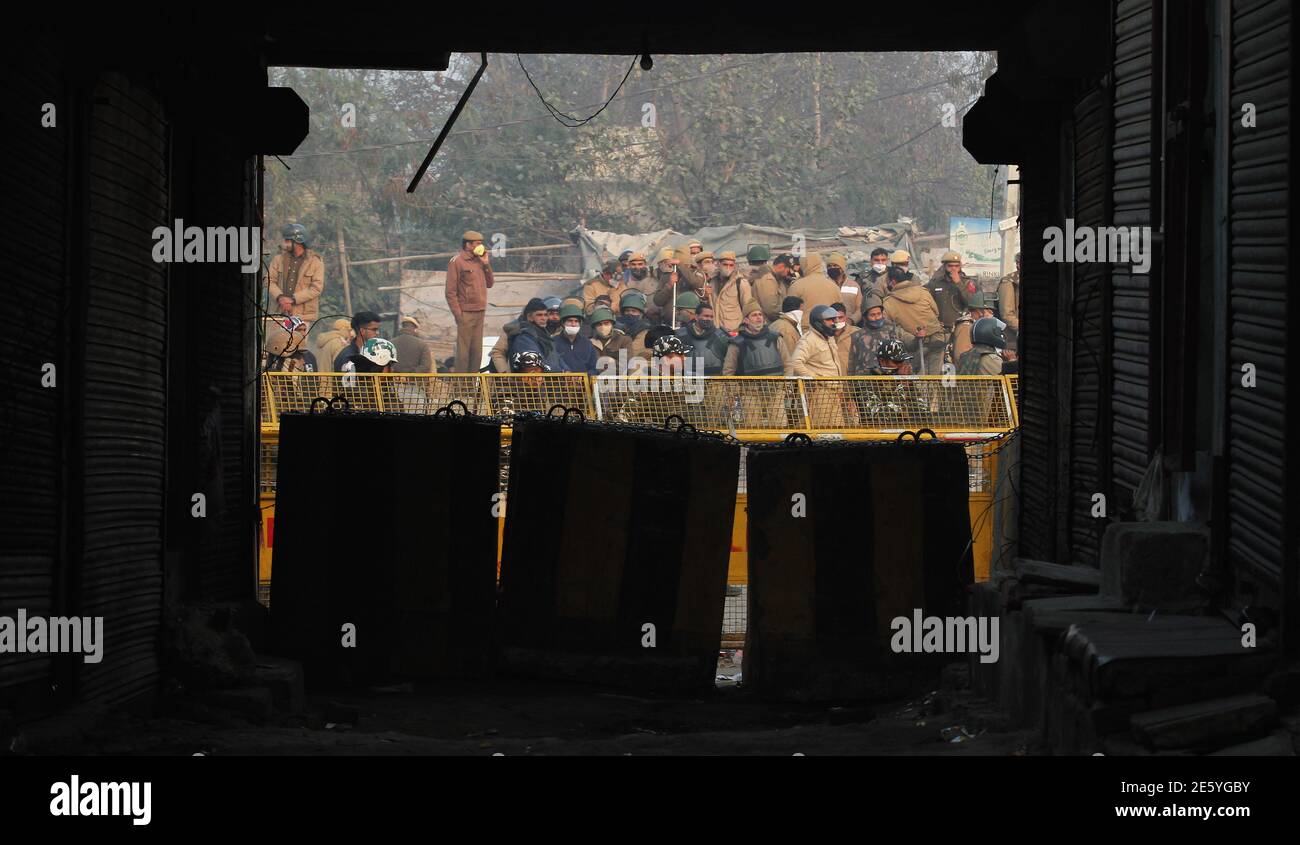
<box><xmin>958</xmin><ymin>344</ymin><xmax>1004</xmax><ymax>376</ymax></box>
<box><xmin>788</xmin><ymin>330</ymin><xmax>845</xmax><ymax>428</ymax></box>
<box><xmin>771</xmin><ymin>314</ymin><xmax>803</xmax><ymax>362</ymax></box>
<box><xmin>951</xmin><ymin>317</ymin><xmax>974</xmax><ymax>367</ymax></box>
<box><xmin>591</xmin><ymin>328</ymin><xmax>634</xmax><ymax>373</ymax></box>
<box><xmin>787</xmin><ymin>271</ymin><xmax>843</xmax><ymax>330</ymax></box>
<box><xmin>315</xmin><ymin>324</ymin><xmax>351</xmax><ymax>373</ymax></box>
<box><xmin>649</xmin><ymin>267</ymin><xmax>699</xmax><ymax>319</ymax></box>
<box><xmin>711</xmin><ymin>270</ymin><xmax>752</xmax><ymax>333</ymax></box>
<box><xmin>393</xmin><ymin>331</ymin><xmax>433</xmax><ymax>373</ymax></box>
<box><xmin>997</xmin><ymin>270</ymin><xmax>1021</xmax><ymax>331</ymax></box>
<box><xmin>957</xmin><ymin>343</ymin><xmax>1006</xmax><ymax>425</ymax></box>
<box><xmin>267</xmin><ymin>248</ymin><xmax>325</xmax><ymax>323</ymax></box>
<box><xmin>582</xmin><ymin>276</ymin><xmax>626</xmax><ymax>315</ymax></box>
<box><xmin>835</xmin><ymin>326</ymin><xmax>861</xmax><ymax>369</ymax></box>
<box><xmin>752</xmin><ymin>270</ymin><xmax>788</xmax><ymax>322</ymax></box>
<box><xmin>883</xmin><ymin>278</ymin><xmax>947</xmax><ymax>375</ymax></box>
<box><xmin>925</xmin><ymin>269</ymin><xmax>976</xmax><ymax>331</ymax></box>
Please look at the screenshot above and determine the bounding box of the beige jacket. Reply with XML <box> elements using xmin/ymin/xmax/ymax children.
<box><xmin>711</xmin><ymin>270</ymin><xmax>752</xmax><ymax>332</ymax></box>
<box><xmin>267</xmin><ymin>248</ymin><xmax>325</xmax><ymax>322</ymax></box>
<box><xmin>788</xmin><ymin>329</ymin><xmax>844</xmax><ymax>378</ymax></box>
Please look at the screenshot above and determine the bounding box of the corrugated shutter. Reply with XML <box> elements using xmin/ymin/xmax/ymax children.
<box><xmin>1110</xmin><ymin>0</ymin><xmax>1157</xmax><ymax>499</ymax></box>
<box><xmin>0</xmin><ymin>52</ymin><xmax>66</xmax><ymax>707</ymax></box>
<box><xmin>194</xmin><ymin>155</ymin><xmax>257</xmax><ymax>602</ymax></box>
<box><xmin>1069</xmin><ymin>88</ymin><xmax>1110</xmax><ymax>566</ymax></box>
<box><xmin>77</xmin><ymin>73</ymin><xmax>168</xmax><ymax>706</ymax></box>
<box><xmin>1226</xmin><ymin>0</ymin><xmax>1289</xmax><ymax>604</ymax></box>
<box><xmin>1017</xmin><ymin>164</ymin><xmax>1060</xmax><ymax>562</ymax></box>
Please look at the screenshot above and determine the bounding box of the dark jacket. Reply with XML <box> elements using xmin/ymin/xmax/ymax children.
<box><xmin>554</xmin><ymin>329</ymin><xmax>600</xmax><ymax>374</ymax></box>
<box><xmin>509</xmin><ymin>322</ymin><xmax>564</xmax><ymax>372</ymax></box>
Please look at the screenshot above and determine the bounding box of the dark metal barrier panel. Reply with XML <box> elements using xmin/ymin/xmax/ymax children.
<box><xmin>270</xmin><ymin>409</ymin><xmax>500</xmax><ymax>687</ymax></box>
<box><xmin>497</xmin><ymin>414</ymin><xmax>739</xmax><ymax>693</ymax></box>
<box><xmin>743</xmin><ymin>435</ymin><xmax>974</xmax><ymax>700</ymax></box>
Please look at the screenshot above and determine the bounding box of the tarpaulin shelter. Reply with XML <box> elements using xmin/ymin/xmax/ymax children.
<box><xmin>570</xmin><ymin>221</ymin><xmax>916</xmax><ymax>276</ymax></box>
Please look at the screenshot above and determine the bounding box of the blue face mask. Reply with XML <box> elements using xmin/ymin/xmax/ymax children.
<box><xmin>867</xmin><ymin>318</ymin><xmax>885</xmax><ymax>330</ymax></box>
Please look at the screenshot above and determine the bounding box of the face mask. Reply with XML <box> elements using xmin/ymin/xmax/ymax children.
<box><xmin>564</xmin><ymin>324</ymin><xmax>580</xmax><ymax>337</ymax></box>
<box><xmin>872</xmin><ymin>263</ymin><xmax>888</xmax><ymax>274</ymax></box>
<box><xmin>834</xmin><ymin>319</ymin><xmax>847</xmax><ymax>331</ymax></box>
<box><xmin>631</xmin><ymin>268</ymin><xmax>648</xmax><ymax>280</ymax></box>
<box><xmin>867</xmin><ymin>318</ymin><xmax>885</xmax><ymax>330</ymax></box>
<box><xmin>696</xmin><ymin>319</ymin><xmax>714</xmax><ymax>332</ymax></box>
<box><xmin>827</xmin><ymin>267</ymin><xmax>842</xmax><ymax>281</ymax></box>
<box><xmin>595</xmin><ymin>324</ymin><xmax>612</xmax><ymax>338</ymax></box>
<box><xmin>547</xmin><ymin>319</ymin><xmax>560</xmax><ymax>332</ymax></box>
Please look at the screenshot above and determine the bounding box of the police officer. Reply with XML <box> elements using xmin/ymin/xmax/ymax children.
<box><xmin>508</xmin><ymin>297</ymin><xmax>564</xmax><ymax>373</ymax></box>
<box><xmin>267</xmin><ymin>223</ymin><xmax>325</xmax><ymax>325</ymax></box>
<box><xmin>951</xmin><ymin>290</ymin><xmax>999</xmax><ymax>370</ymax></box>
<box><xmin>755</xmin><ymin>252</ymin><xmax>797</xmax><ymax>322</ymax></box>
<box><xmin>925</xmin><ymin>250</ymin><xmax>974</xmax><ymax>340</ymax></box>
<box><xmin>676</xmin><ymin>302</ymin><xmax>731</xmax><ymax>375</ymax></box>
<box><xmin>957</xmin><ymin>317</ymin><xmax>1008</xmax><ymax>375</ymax></box>
<box><xmin>998</xmin><ymin>252</ymin><xmax>1021</xmax><ymax>331</ymax></box>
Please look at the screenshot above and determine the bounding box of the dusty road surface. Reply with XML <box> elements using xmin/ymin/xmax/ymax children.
<box><xmin>16</xmin><ymin>657</ymin><xmax>1037</xmax><ymax>756</ymax></box>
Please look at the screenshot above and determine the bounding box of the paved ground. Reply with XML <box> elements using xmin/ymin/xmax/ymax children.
<box><xmin>17</xmin><ymin>656</ymin><xmax>1039</xmax><ymax>756</ymax></box>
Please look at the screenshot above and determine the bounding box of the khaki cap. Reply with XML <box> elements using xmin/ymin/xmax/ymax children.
<box><xmin>400</xmin><ymin>315</ymin><xmax>420</xmax><ymax>328</ymax></box>
<box><xmin>656</xmin><ymin>247</ymin><xmax>676</xmax><ymax>263</ymax></box>
<box><xmin>717</xmin><ymin>251</ymin><xmax>737</xmax><ymax>261</ymax></box>
<box><xmin>940</xmin><ymin>250</ymin><xmax>962</xmax><ymax>263</ymax></box>
<box><xmin>628</xmin><ymin>252</ymin><xmax>646</xmax><ymax>262</ymax></box>
<box><xmin>742</xmin><ymin>298</ymin><xmax>763</xmax><ymax>317</ymax></box>
<box><xmin>693</xmin><ymin>251</ymin><xmax>715</xmax><ymax>263</ymax></box>
<box><xmin>462</xmin><ymin>230</ymin><xmax>485</xmax><ymax>242</ymax></box>
<box><xmin>890</xmin><ymin>249</ymin><xmax>911</xmax><ymax>263</ymax></box>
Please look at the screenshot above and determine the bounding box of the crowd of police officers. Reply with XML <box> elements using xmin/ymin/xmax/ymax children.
<box><xmin>262</xmin><ymin>226</ymin><xmax>1022</xmax><ymax>387</ymax></box>
<box><xmin>485</xmin><ymin>235</ymin><xmax>1021</xmax><ymax>382</ymax></box>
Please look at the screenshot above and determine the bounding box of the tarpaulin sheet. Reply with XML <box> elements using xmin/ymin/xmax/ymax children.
<box><xmin>743</xmin><ymin>436</ymin><xmax>974</xmax><ymax>700</ymax></box>
<box><xmin>497</xmin><ymin>416</ymin><xmax>740</xmax><ymax>693</ymax></box>
<box><xmin>270</xmin><ymin>410</ymin><xmax>500</xmax><ymax>687</ymax></box>
<box><xmin>570</xmin><ymin>222</ymin><xmax>916</xmax><ymax>277</ymax></box>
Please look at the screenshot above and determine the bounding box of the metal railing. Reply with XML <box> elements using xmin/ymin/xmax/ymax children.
<box><xmin>261</xmin><ymin>372</ymin><xmax>1017</xmax><ymax>439</ymax></box>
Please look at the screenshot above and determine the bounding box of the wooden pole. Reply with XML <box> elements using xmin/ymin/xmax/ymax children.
<box><xmin>336</xmin><ymin>221</ymin><xmax>354</xmax><ymax>316</ymax></box>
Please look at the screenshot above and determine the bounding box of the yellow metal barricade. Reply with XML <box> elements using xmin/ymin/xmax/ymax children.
<box><xmin>256</xmin><ymin>373</ymin><xmax>1020</xmax><ymax>640</ymax></box>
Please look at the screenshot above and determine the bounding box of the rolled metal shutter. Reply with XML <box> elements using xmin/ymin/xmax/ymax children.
<box><xmin>1016</xmin><ymin>163</ymin><xmax>1061</xmax><ymax>563</ymax></box>
<box><xmin>1068</xmin><ymin>88</ymin><xmax>1111</xmax><ymax>567</ymax></box>
<box><xmin>1110</xmin><ymin>0</ymin><xmax>1157</xmax><ymax>499</ymax></box>
<box><xmin>77</xmin><ymin>73</ymin><xmax>168</xmax><ymax>706</ymax></box>
<box><xmin>1226</xmin><ymin>0</ymin><xmax>1289</xmax><ymax>607</ymax></box>
<box><xmin>0</xmin><ymin>52</ymin><xmax>66</xmax><ymax>709</ymax></box>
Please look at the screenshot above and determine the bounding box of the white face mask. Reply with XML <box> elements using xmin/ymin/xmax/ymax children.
<box><xmin>872</xmin><ymin>263</ymin><xmax>888</xmax><ymax>274</ymax></box>
<box><xmin>564</xmin><ymin>324</ymin><xmax>580</xmax><ymax>337</ymax></box>
<box><xmin>834</xmin><ymin>320</ymin><xmax>847</xmax><ymax>331</ymax></box>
